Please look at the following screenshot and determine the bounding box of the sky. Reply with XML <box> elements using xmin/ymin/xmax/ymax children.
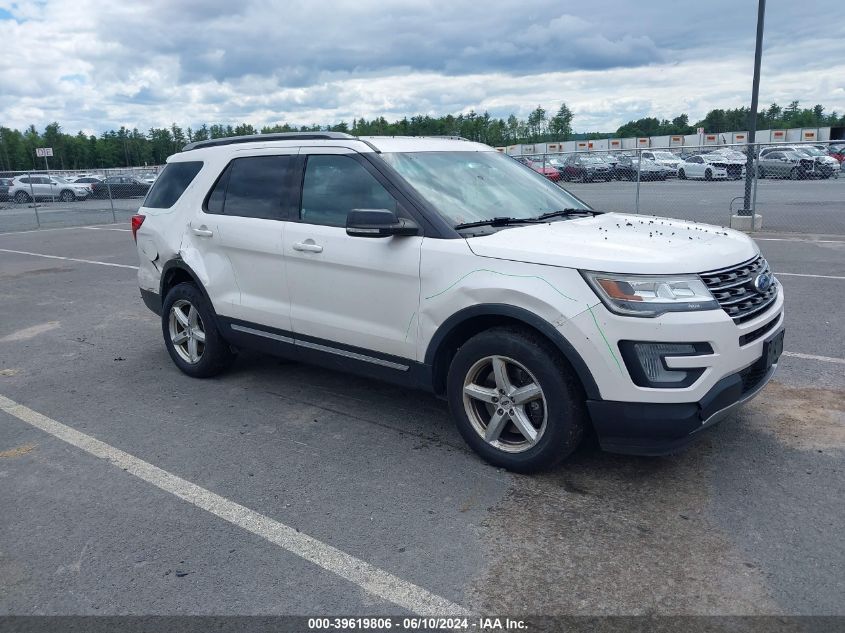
<box><xmin>1</xmin><ymin>0</ymin><xmax>844</xmax><ymax>135</ymax></box>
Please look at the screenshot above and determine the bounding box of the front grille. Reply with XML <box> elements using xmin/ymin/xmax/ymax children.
<box><xmin>700</xmin><ymin>256</ymin><xmax>778</xmax><ymax>324</ymax></box>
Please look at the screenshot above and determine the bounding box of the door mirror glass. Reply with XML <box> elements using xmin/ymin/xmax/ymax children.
<box><xmin>346</xmin><ymin>208</ymin><xmax>419</xmax><ymax>238</ymax></box>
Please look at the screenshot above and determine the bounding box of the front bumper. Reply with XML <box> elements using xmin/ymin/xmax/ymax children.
<box><xmin>587</xmin><ymin>346</ymin><xmax>779</xmax><ymax>455</ymax></box>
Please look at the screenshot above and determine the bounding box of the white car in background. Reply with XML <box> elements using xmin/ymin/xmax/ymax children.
<box><xmin>677</xmin><ymin>155</ymin><xmax>729</xmax><ymax>181</ymax></box>
<box><xmin>139</xmin><ymin>172</ymin><xmax>159</xmax><ymax>185</ymax></box>
<box><xmin>641</xmin><ymin>150</ymin><xmax>683</xmax><ymax>175</ymax></box>
<box><xmin>8</xmin><ymin>175</ymin><xmax>90</xmax><ymax>202</ymax></box>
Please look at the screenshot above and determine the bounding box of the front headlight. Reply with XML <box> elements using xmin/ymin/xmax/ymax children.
<box><xmin>581</xmin><ymin>271</ymin><xmax>719</xmax><ymax>317</ymax></box>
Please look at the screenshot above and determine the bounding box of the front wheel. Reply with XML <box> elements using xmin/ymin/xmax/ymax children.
<box><xmin>14</xmin><ymin>190</ymin><xmax>31</xmax><ymax>203</ymax></box>
<box><xmin>790</xmin><ymin>167</ymin><xmax>802</xmax><ymax>180</ymax></box>
<box><xmin>161</xmin><ymin>283</ymin><xmax>236</xmax><ymax>378</ymax></box>
<box><xmin>60</xmin><ymin>190</ymin><xmax>75</xmax><ymax>202</ymax></box>
<box><xmin>447</xmin><ymin>327</ymin><xmax>586</xmax><ymax>472</ymax></box>
<box><xmin>678</xmin><ymin>169</ymin><xmax>686</xmax><ymax>180</ymax></box>
<box><xmin>704</xmin><ymin>168</ymin><xmax>713</xmax><ymax>181</ymax></box>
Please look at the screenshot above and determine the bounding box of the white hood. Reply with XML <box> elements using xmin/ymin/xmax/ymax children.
<box><xmin>465</xmin><ymin>212</ymin><xmax>758</xmax><ymax>274</ymax></box>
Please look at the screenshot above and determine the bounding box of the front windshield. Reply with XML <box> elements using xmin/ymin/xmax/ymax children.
<box><xmin>380</xmin><ymin>151</ymin><xmax>589</xmax><ymax>225</ymax></box>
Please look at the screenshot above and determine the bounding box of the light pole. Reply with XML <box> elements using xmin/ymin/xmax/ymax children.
<box><xmin>734</xmin><ymin>0</ymin><xmax>766</xmax><ymax>229</ymax></box>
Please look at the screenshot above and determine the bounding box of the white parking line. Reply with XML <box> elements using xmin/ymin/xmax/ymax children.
<box><xmin>0</xmin><ymin>248</ymin><xmax>138</xmax><ymax>270</ymax></box>
<box><xmin>80</xmin><ymin>226</ymin><xmax>132</xmax><ymax>232</ymax></box>
<box><xmin>0</xmin><ymin>394</ymin><xmax>469</xmax><ymax>616</ymax></box>
<box><xmin>755</xmin><ymin>237</ymin><xmax>845</xmax><ymax>244</ymax></box>
<box><xmin>783</xmin><ymin>351</ymin><xmax>845</xmax><ymax>365</ymax></box>
<box><xmin>775</xmin><ymin>272</ymin><xmax>845</xmax><ymax>281</ymax></box>
<box><xmin>0</xmin><ymin>223</ymin><xmax>129</xmax><ymax>236</ymax></box>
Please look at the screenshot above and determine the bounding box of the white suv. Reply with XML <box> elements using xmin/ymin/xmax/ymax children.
<box><xmin>133</xmin><ymin>133</ymin><xmax>784</xmax><ymax>472</ymax></box>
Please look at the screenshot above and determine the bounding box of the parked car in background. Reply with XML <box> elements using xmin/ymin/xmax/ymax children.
<box><xmin>700</xmin><ymin>152</ymin><xmax>744</xmax><ymax>179</ymax></box>
<box><xmin>559</xmin><ymin>154</ymin><xmax>613</xmax><ymax>182</ymax></box>
<box><xmin>69</xmin><ymin>176</ymin><xmax>104</xmax><ymax>195</ymax></box>
<box><xmin>756</xmin><ymin>150</ymin><xmax>814</xmax><ymax>180</ymax></box>
<box><xmin>515</xmin><ymin>157</ymin><xmax>561</xmax><ymax>182</ymax></box>
<box><xmin>677</xmin><ymin>155</ymin><xmax>728</xmax><ymax>181</ymax></box>
<box><xmin>8</xmin><ymin>175</ymin><xmax>90</xmax><ymax>202</ymax></box>
<box><xmin>785</xmin><ymin>146</ymin><xmax>839</xmax><ymax>178</ymax></box>
<box><xmin>640</xmin><ymin>150</ymin><xmax>683</xmax><ymax>175</ymax></box>
<box><xmin>90</xmin><ymin>175</ymin><xmax>152</xmax><ymax>198</ymax></box>
<box><xmin>0</xmin><ymin>177</ymin><xmax>13</xmax><ymax>201</ymax></box>
<box><xmin>827</xmin><ymin>145</ymin><xmax>845</xmax><ymax>163</ymax></box>
<box><xmin>613</xmin><ymin>156</ymin><xmax>669</xmax><ymax>181</ymax></box>
<box><xmin>139</xmin><ymin>172</ymin><xmax>159</xmax><ymax>185</ymax></box>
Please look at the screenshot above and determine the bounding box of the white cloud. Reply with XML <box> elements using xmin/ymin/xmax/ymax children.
<box><xmin>0</xmin><ymin>0</ymin><xmax>843</xmax><ymax>134</ymax></box>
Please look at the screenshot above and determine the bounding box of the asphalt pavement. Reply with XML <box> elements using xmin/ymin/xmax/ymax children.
<box><xmin>0</xmin><ymin>225</ymin><xmax>842</xmax><ymax>618</ymax></box>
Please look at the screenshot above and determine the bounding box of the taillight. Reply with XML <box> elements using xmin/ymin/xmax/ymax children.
<box><xmin>131</xmin><ymin>214</ymin><xmax>145</xmax><ymax>242</ymax></box>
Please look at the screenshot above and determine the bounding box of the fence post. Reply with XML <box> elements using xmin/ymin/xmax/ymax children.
<box><xmin>750</xmin><ymin>144</ymin><xmax>760</xmax><ymax>224</ymax></box>
<box><xmin>27</xmin><ymin>172</ymin><xmax>41</xmax><ymax>228</ymax></box>
<box><xmin>105</xmin><ymin>175</ymin><xmax>117</xmax><ymax>223</ymax></box>
<box><xmin>635</xmin><ymin>149</ymin><xmax>642</xmax><ymax>214</ymax></box>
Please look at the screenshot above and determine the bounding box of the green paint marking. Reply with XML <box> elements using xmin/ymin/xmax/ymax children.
<box><xmin>404</xmin><ymin>311</ymin><xmax>416</xmax><ymax>341</ymax></box>
<box><xmin>587</xmin><ymin>304</ymin><xmax>623</xmax><ymax>374</ymax></box>
<box><xmin>425</xmin><ymin>269</ymin><xmax>576</xmax><ymax>302</ymax></box>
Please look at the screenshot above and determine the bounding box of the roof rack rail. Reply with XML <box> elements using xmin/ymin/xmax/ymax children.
<box><xmin>183</xmin><ymin>131</ymin><xmax>355</xmax><ymax>151</ymax></box>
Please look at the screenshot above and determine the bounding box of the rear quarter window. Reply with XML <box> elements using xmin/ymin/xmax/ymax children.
<box><xmin>144</xmin><ymin>161</ymin><xmax>203</xmax><ymax>209</ymax></box>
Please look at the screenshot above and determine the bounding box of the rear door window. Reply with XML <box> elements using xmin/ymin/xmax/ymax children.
<box><xmin>204</xmin><ymin>155</ymin><xmax>295</xmax><ymax>220</ymax></box>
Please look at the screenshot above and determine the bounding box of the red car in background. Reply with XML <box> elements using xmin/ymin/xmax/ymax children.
<box><xmin>515</xmin><ymin>156</ymin><xmax>562</xmax><ymax>182</ymax></box>
<box><xmin>828</xmin><ymin>145</ymin><xmax>845</xmax><ymax>163</ymax></box>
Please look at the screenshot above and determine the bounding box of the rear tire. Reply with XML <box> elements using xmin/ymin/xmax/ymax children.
<box><xmin>161</xmin><ymin>283</ymin><xmax>236</xmax><ymax>378</ymax></box>
<box><xmin>678</xmin><ymin>169</ymin><xmax>686</xmax><ymax>179</ymax></box>
<box><xmin>757</xmin><ymin>166</ymin><xmax>765</xmax><ymax>179</ymax></box>
<box><xmin>446</xmin><ymin>327</ymin><xmax>586</xmax><ymax>473</ymax></box>
<box><xmin>60</xmin><ymin>190</ymin><xmax>75</xmax><ymax>202</ymax></box>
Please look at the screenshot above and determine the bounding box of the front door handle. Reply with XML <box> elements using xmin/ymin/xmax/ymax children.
<box><xmin>293</xmin><ymin>241</ymin><xmax>323</xmax><ymax>253</ymax></box>
<box><xmin>191</xmin><ymin>226</ymin><xmax>213</xmax><ymax>237</ymax></box>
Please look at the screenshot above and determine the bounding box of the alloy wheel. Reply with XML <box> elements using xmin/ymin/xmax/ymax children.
<box><xmin>462</xmin><ymin>355</ymin><xmax>548</xmax><ymax>453</ymax></box>
<box><xmin>168</xmin><ymin>299</ymin><xmax>206</xmax><ymax>364</ymax></box>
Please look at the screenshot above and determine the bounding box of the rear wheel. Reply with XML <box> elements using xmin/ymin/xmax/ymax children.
<box><xmin>162</xmin><ymin>283</ymin><xmax>235</xmax><ymax>378</ymax></box>
<box><xmin>678</xmin><ymin>169</ymin><xmax>686</xmax><ymax>179</ymax></box>
<box><xmin>757</xmin><ymin>166</ymin><xmax>765</xmax><ymax>179</ymax></box>
<box><xmin>60</xmin><ymin>189</ymin><xmax>75</xmax><ymax>202</ymax></box>
<box><xmin>447</xmin><ymin>327</ymin><xmax>585</xmax><ymax>472</ymax></box>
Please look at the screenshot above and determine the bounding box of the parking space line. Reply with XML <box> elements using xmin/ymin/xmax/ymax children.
<box><xmin>0</xmin><ymin>248</ymin><xmax>138</xmax><ymax>270</ymax></box>
<box><xmin>755</xmin><ymin>237</ymin><xmax>845</xmax><ymax>244</ymax></box>
<box><xmin>0</xmin><ymin>223</ymin><xmax>129</xmax><ymax>236</ymax></box>
<box><xmin>0</xmin><ymin>394</ymin><xmax>469</xmax><ymax>616</ymax></box>
<box><xmin>783</xmin><ymin>351</ymin><xmax>845</xmax><ymax>365</ymax></box>
<box><xmin>776</xmin><ymin>272</ymin><xmax>845</xmax><ymax>281</ymax></box>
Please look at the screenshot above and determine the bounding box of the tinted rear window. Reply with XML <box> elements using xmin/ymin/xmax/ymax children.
<box><xmin>144</xmin><ymin>161</ymin><xmax>203</xmax><ymax>209</ymax></box>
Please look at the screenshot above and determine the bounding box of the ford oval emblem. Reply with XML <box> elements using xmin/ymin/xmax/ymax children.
<box><xmin>754</xmin><ymin>272</ymin><xmax>773</xmax><ymax>292</ymax></box>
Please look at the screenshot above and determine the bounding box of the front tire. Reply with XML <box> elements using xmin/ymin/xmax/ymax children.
<box><xmin>704</xmin><ymin>168</ymin><xmax>713</xmax><ymax>181</ymax></box>
<box><xmin>678</xmin><ymin>169</ymin><xmax>686</xmax><ymax>180</ymax></box>
<box><xmin>161</xmin><ymin>283</ymin><xmax>235</xmax><ymax>378</ymax></box>
<box><xmin>60</xmin><ymin>189</ymin><xmax>75</xmax><ymax>203</ymax></box>
<box><xmin>446</xmin><ymin>327</ymin><xmax>586</xmax><ymax>472</ymax></box>
<box><xmin>14</xmin><ymin>190</ymin><xmax>31</xmax><ymax>203</ymax></box>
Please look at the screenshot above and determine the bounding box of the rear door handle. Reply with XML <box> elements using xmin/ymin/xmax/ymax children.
<box><xmin>292</xmin><ymin>241</ymin><xmax>323</xmax><ymax>253</ymax></box>
<box><xmin>191</xmin><ymin>226</ymin><xmax>213</xmax><ymax>237</ymax></box>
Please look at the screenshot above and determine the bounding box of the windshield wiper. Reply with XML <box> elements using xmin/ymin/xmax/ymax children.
<box><xmin>535</xmin><ymin>208</ymin><xmax>598</xmax><ymax>221</ymax></box>
<box><xmin>454</xmin><ymin>216</ymin><xmax>542</xmax><ymax>230</ymax></box>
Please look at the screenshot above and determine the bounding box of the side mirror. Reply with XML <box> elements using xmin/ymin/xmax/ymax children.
<box><xmin>346</xmin><ymin>209</ymin><xmax>419</xmax><ymax>238</ymax></box>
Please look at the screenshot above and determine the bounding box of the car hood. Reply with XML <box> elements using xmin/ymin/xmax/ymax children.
<box><xmin>465</xmin><ymin>212</ymin><xmax>758</xmax><ymax>274</ymax></box>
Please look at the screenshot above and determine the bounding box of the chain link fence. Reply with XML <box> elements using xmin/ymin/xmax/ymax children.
<box><xmin>517</xmin><ymin>140</ymin><xmax>845</xmax><ymax>236</ymax></box>
<box><xmin>2</xmin><ymin>142</ymin><xmax>844</xmax><ymax>235</ymax></box>
<box><xmin>0</xmin><ymin>166</ymin><xmax>163</xmax><ymax>232</ymax></box>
